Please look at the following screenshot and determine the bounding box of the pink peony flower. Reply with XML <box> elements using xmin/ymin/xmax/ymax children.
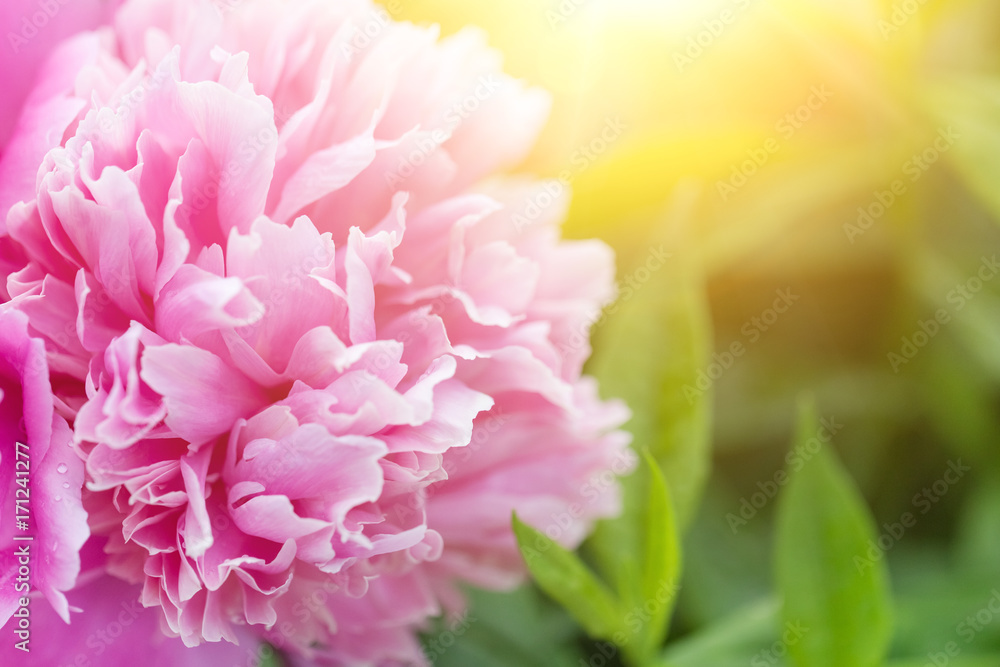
<box><xmin>1</xmin><ymin>0</ymin><xmax>631</xmax><ymax>664</ymax></box>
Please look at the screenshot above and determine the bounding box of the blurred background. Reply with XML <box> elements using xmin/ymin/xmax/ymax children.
<box><xmin>384</xmin><ymin>0</ymin><xmax>1000</xmax><ymax>664</ymax></box>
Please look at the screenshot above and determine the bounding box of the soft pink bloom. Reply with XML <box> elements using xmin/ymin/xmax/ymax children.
<box><xmin>0</xmin><ymin>307</ymin><xmax>88</xmax><ymax>627</ymax></box>
<box><xmin>1</xmin><ymin>0</ymin><xmax>632</xmax><ymax>664</ymax></box>
<box><xmin>0</xmin><ymin>0</ymin><xmax>125</xmax><ymax>231</ymax></box>
<box><xmin>0</xmin><ymin>0</ymin><xmax>125</xmax><ymax>302</ymax></box>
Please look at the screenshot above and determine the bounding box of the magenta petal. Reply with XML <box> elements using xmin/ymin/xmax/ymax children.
<box><xmin>0</xmin><ymin>308</ymin><xmax>87</xmax><ymax>626</ymax></box>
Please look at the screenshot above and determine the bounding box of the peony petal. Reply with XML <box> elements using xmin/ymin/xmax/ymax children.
<box><xmin>141</xmin><ymin>344</ymin><xmax>267</xmax><ymax>445</ymax></box>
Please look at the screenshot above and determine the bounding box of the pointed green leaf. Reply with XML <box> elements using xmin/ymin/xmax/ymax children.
<box><xmin>775</xmin><ymin>401</ymin><xmax>893</xmax><ymax>667</ymax></box>
<box><xmin>512</xmin><ymin>513</ymin><xmax>623</xmax><ymax>641</ymax></box>
<box><xmin>632</xmin><ymin>451</ymin><xmax>681</xmax><ymax>661</ymax></box>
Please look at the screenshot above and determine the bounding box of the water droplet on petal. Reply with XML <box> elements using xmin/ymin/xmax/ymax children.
<box><xmin>54</xmin><ymin>495</ymin><xmax>61</xmax><ymax>502</ymax></box>
<box><xmin>62</xmin><ymin>482</ymin><xmax>70</xmax><ymax>489</ymax></box>
<box><xmin>56</xmin><ymin>463</ymin><xmax>69</xmax><ymax>474</ymax></box>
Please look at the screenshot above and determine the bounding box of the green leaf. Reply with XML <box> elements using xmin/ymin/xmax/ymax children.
<box><xmin>775</xmin><ymin>401</ymin><xmax>893</xmax><ymax>667</ymax></box>
<box><xmin>512</xmin><ymin>462</ymin><xmax>680</xmax><ymax>666</ymax></box>
<box><xmin>631</xmin><ymin>452</ymin><xmax>681</xmax><ymax>661</ymax></box>
<box><xmin>512</xmin><ymin>513</ymin><xmax>623</xmax><ymax>641</ymax></box>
